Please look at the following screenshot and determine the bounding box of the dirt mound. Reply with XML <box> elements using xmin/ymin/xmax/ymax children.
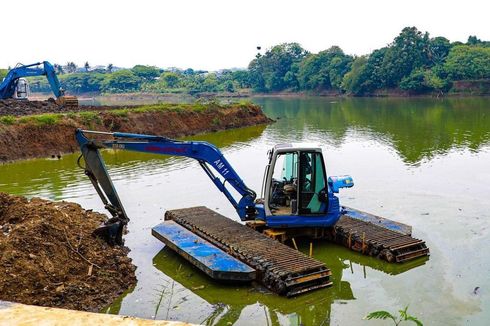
<box><xmin>0</xmin><ymin>99</ymin><xmax>129</xmax><ymax>117</ymax></box>
<box><xmin>0</xmin><ymin>193</ymin><xmax>136</xmax><ymax>312</ymax></box>
<box><xmin>0</xmin><ymin>100</ymin><xmax>135</xmax><ymax>116</ymax></box>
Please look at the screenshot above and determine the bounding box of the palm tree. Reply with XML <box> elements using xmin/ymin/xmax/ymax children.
<box><xmin>54</xmin><ymin>64</ymin><xmax>64</xmax><ymax>75</ymax></box>
<box><xmin>66</xmin><ymin>62</ymin><xmax>77</xmax><ymax>73</ymax></box>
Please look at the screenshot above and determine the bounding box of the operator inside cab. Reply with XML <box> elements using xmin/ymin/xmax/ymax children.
<box><xmin>269</xmin><ymin>150</ymin><xmax>328</xmax><ymax>216</ymax></box>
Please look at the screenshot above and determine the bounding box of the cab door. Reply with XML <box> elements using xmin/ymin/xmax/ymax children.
<box><xmin>267</xmin><ymin>151</ymin><xmax>299</xmax><ymax>215</ymax></box>
<box><xmin>298</xmin><ymin>151</ymin><xmax>328</xmax><ymax>215</ymax></box>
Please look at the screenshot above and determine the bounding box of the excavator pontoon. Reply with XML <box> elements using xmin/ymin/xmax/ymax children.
<box><xmin>75</xmin><ymin>129</ymin><xmax>429</xmax><ymax>296</ymax></box>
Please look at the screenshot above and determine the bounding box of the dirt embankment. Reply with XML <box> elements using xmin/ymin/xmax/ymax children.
<box><xmin>0</xmin><ymin>192</ymin><xmax>136</xmax><ymax>312</ymax></box>
<box><xmin>0</xmin><ymin>101</ymin><xmax>271</xmax><ymax>162</ymax></box>
<box><xmin>0</xmin><ymin>99</ymin><xmax>132</xmax><ymax>117</ymax></box>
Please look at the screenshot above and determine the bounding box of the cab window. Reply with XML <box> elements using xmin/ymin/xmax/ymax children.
<box><xmin>298</xmin><ymin>152</ymin><xmax>327</xmax><ymax>214</ymax></box>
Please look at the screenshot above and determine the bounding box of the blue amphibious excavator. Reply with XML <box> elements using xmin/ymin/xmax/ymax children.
<box><xmin>75</xmin><ymin>129</ymin><xmax>429</xmax><ymax>296</ymax></box>
<box><xmin>75</xmin><ymin>129</ymin><xmax>354</xmax><ymax>245</ymax></box>
<box><xmin>0</xmin><ymin>61</ymin><xmax>78</xmax><ymax>106</ymax></box>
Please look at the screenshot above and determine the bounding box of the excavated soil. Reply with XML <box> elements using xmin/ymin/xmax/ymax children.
<box><xmin>0</xmin><ymin>101</ymin><xmax>271</xmax><ymax>162</ymax></box>
<box><xmin>0</xmin><ymin>99</ymin><xmax>130</xmax><ymax>117</ymax></box>
<box><xmin>0</xmin><ymin>193</ymin><xmax>136</xmax><ymax>312</ymax></box>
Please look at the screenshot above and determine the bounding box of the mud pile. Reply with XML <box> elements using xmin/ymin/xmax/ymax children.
<box><xmin>0</xmin><ymin>99</ymin><xmax>126</xmax><ymax>117</ymax></box>
<box><xmin>0</xmin><ymin>193</ymin><xmax>136</xmax><ymax>312</ymax></box>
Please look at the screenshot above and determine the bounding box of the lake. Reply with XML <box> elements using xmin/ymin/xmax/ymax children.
<box><xmin>1</xmin><ymin>96</ymin><xmax>489</xmax><ymax>325</ymax></box>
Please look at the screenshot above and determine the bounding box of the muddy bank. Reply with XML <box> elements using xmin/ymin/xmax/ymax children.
<box><xmin>0</xmin><ymin>102</ymin><xmax>271</xmax><ymax>162</ymax></box>
<box><xmin>0</xmin><ymin>192</ymin><xmax>136</xmax><ymax>312</ymax></box>
<box><xmin>0</xmin><ymin>99</ymin><xmax>131</xmax><ymax>117</ymax></box>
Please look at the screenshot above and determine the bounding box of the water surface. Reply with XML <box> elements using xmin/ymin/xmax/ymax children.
<box><xmin>1</xmin><ymin>97</ymin><xmax>489</xmax><ymax>325</ymax></box>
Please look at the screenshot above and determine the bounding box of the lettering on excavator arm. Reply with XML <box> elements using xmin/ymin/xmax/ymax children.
<box><xmin>213</xmin><ymin>159</ymin><xmax>230</xmax><ymax>176</ymax></box>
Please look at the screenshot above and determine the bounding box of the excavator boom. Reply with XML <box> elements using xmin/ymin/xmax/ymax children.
<box><xmin>75</xmin><ymin>129</ymin><xmax>260</xmax><ymax>244</ymax></box>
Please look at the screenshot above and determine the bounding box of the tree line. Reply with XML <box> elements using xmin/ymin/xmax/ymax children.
<box><xmin>2</xmin><ymin>26</ymin><xmax>489</xmax><ymax>96</ymax></box>
<box><xmin>249</xmin><ymin>27</ymin><xmax>490</xmax><ymax>95</ymax></box>
<box><xmin>20</xmin><ymin>63</ymin><xmax>249</xmax><ymax>95</ymax></box>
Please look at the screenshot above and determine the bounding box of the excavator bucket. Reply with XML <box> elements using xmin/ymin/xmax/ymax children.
<box><xmin>56</xmin><ymin>96</ymin><xmax>78</xmax><ymax>108</ymax></box>
<box><xmin>93</xmin><ymin>217</ymin><xmax>126</xmax><ymax>246</ymax></box>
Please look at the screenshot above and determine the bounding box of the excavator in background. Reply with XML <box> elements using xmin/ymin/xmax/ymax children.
<box><xmin>75</xmin><ymin>129</ymin><xmax>429</xmax><ymax>296</ymax></box>
<box><xmin>0</xmin><ymin>61</ymin><xmax>78</xmax><ymax>107</ymax></box>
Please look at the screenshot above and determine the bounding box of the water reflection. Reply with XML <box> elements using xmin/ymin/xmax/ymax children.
<box><xmin>144</xmin><ymin>240</ymin><xmax>426</xmax><ymax>325</ymax></box>
<box><xmin>255</xmin><ymin>97</ymin><xmax>490</xmax><ymax>164</ymax></box>
<box><xmin>151</xmin><ymin>246</ymin><xmax>351</xmax><ymax>325</ymax></box>
<box><xmin>0</xmin><ymin>124</ymin><xmax>267</xmax><ymax>200</ymax></box>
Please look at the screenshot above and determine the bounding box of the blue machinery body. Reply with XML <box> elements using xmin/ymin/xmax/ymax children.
<box><xmin>75</xmin><ymin>129</ymin><xmax>429</xmax><ymax>292</ymax></box>
<box><xmin>75</xmin><ymin>129</ymin><xmax>354</xmax><ymax>245</ymax></box>
<box><xmin>0</xmin><ymin>62</ymin><xmax>62</xmax><ymax>99</ymax></box>
<box><xmin>0</xmin><ymin>61</ymin><xmax>77</xmax><ymax>106</ymax></box>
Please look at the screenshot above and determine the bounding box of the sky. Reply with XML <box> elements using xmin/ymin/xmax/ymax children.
<box><xmin>2</xmin><ymin>0</ymin><xmax>489</xmax><ymax>71</ymax></box>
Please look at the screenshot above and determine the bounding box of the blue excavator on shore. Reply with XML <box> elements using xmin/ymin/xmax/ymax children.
<box><xmin>0</xmin><ymin>61</ymin><xmax>78</xmax><ymax>107</ymax></box>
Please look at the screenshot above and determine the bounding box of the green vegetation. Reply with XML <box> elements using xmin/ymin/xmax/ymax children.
<box><xmin>78</xmin><ymin>111</ymin><xmax>101</xmax><ymax>125</ymax></box>
<box><xmin>0</xmin><ymin>115</ymin><xmax>16</xmax><ymax>125</ymax></box>
<box><xmin>20</xmin><ymin>27</ymin><xmax>490</xmax><ymax>97</ymax></box>
<box><xmin>364</xmin><ymin>306</ymin><xmax>423</xmax><ymax>326</ymax></box>
<box><xmin>444</xmin><ymin>45</ymin><xmax>490</xmax><ymax>80</ymax></box>
<box><xmin>32</xmin><ymin>113</ymin><xmax>59</xmax><ymax>125</ymax></box>
<box><xmin>15</xmin><ymin>113</ymin><xmax>60</xmax><ymax>126</ymax></box>
<box><xmin>0</xmin><ymin>68</ymin><xmax>8</xmax><ymax>80</ymax></box>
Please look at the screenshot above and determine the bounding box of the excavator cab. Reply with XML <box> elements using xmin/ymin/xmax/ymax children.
<box><xmin>261</xmin><ymin>144</ymin><xmax>353</xmax><ymax>228</ymax></box>
<box><xmin>13</xmin><ymin>78</ymin><xmax>30</xmax><ymax>100</ymax></box>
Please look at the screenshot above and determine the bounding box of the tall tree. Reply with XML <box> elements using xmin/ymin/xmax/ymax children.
<box><xmin>248</xmin><ymin>43</ymin><xmax>308</xmax><ymax>92</ymax></box>
<box><xmin>298</xmin><ymin>46</ymin><xmax>352</xmax><ymax>90</ymax></box>
<box><xmin>427</xmin><ymin>36</ymin><xmax>451</xmax><ymax>66</ymax></box>
<box><xmin>101</xmin><ymin>70</ymin><xmax>142</xmax><ymax>92</ymax></box>
<box><xmin>160</xmin><ymin>71</ymin><xmax>181</xmax><ymax>88</ymax></box>
<box><xmin>444</xmin><ymin>45</ymin><xmax>490</xmax><ymax>79</ymax></box>
<box><xmin>131</xmin><ymin>65</ymin><xmax>160</xmax><ymax>81</ymax></box>
<box><xmin>84</xmin><ymin>61</ymin><xmax>90</xmax><ymax>72</ymax></box>
<box><xmin>66</xmin><ymin>62</ymin><xmax>77</xmax><ymax>73</ymax></box>
<box><xmin>54</xmin><ymin>64</ymin><xmax>64</xmax><ymax>75</ymax></box>
<box><xmin>381</xmin><ymin>27</ymin><xmax>430</xmax><ymax>87</ymax></box>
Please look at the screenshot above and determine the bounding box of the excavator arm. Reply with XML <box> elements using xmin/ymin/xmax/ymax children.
<box><xmin>76</xmin><ymin>129</ymin><xmax>260</xmax><ymax>244</ymax></box>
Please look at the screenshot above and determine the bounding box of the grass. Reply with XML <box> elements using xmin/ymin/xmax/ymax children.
<box><xmin>211</xmin><ymin>117</ymin><xmax>220</xmax><ymax>126</ymax></box>
<box><xmin>14</xmin><ymin>113</ymin><xmax>60</xmax><ymax>126</ymax></box>
<box><xmin>0</xmin><ymin>115</ymin><xmax>16</xmax><ymax>125</ymax></box>
<box><xmin>111</xmin><ymin>109</ymin><xmax>129</xmax><ymax>117</ymax></box>
<box><xmin>33</xmin><ymin>114</ymin><xmax>60</xmax><ymax>125</ymax></box>
<box><xmin>78</xmin><ymin>111</ymin><xmax>101</xmax><ymax>124</ymax></box>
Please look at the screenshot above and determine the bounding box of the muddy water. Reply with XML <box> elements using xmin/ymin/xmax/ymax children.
<box><xmin>1</xmin><ymin>97</ymin><xmax>490</xmax><ymax>325</ymax></box>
